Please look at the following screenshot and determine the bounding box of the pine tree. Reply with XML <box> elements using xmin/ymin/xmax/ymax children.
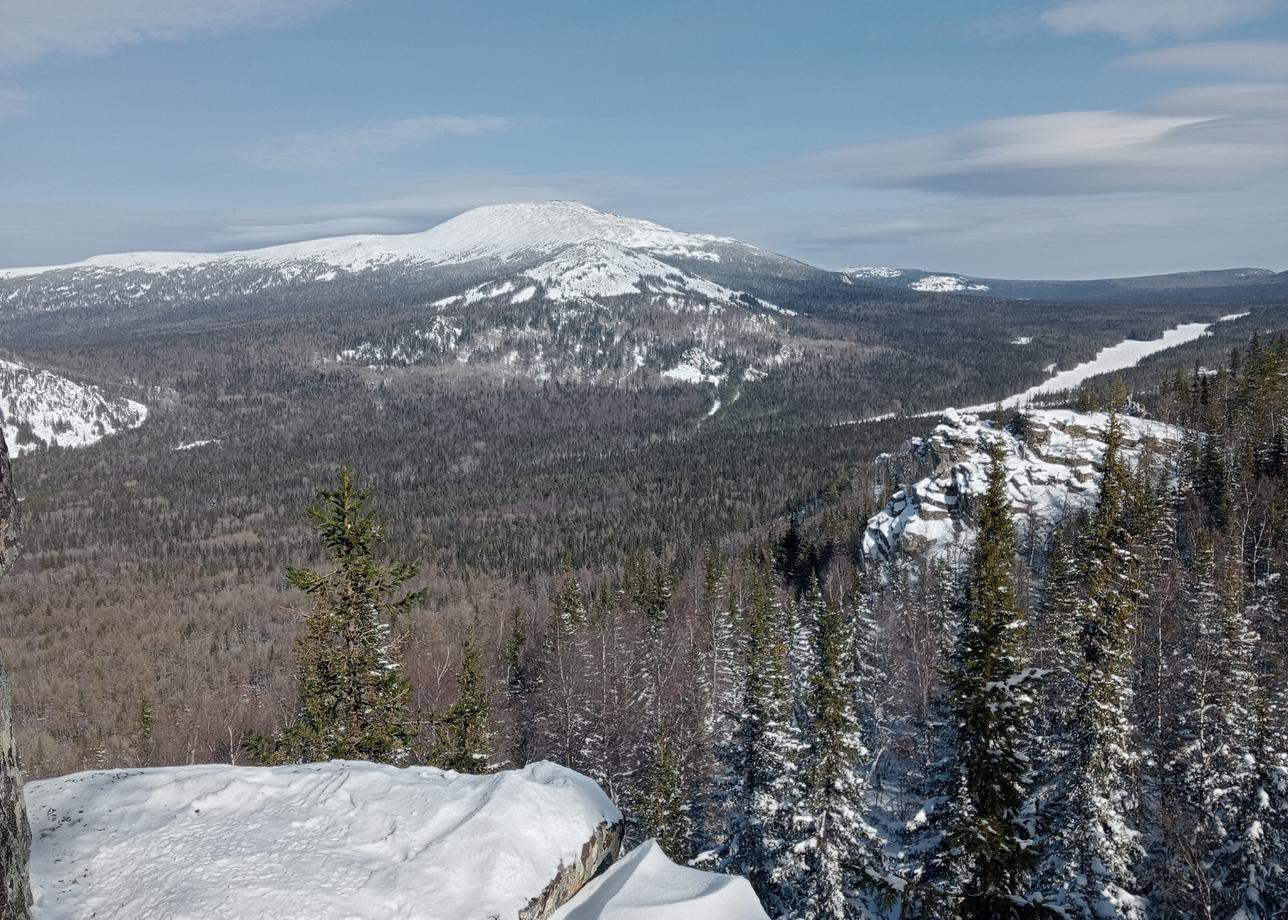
<box><xmin>433</xmin><ymin>633</ymin><xmax>495</xmax><ymax>774</ymax></box>
<box><xmin>938</xmin><ymin>442</ymin><xmax>1042</xmax><ymax>919</ymax></box>
<box><xmin>799</xmin><ymin>592</ymin><xmax>886</xmax><ymax>920</ymax></box>
<box><xmin>641</xmin><ymin>731</ymin><xmax>694</xmax><ymax>862</ymax></box>
<box><xmin>262</xmin><ymin>467</ymin><xmax>422</xmax><ymax>765</ymax></box>
<box><xmin>1040</xmin><ymin>411</ymin><xmax>1145</xmax><ymax>919</ymax></box>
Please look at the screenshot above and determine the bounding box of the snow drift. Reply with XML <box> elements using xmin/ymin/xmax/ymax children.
<box><xmin>552</xmin><ymin>839</ymin><xmax>769</xmax><ymax>920</ymax></box>
<box><xmin>26</xmin><ymin>760</ymin><xmax>624</xmax><ymax>920</ymax></box>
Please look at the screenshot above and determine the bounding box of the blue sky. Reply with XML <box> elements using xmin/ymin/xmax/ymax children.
<box><xmin>1</xmin><ymin>0</ymin><xmax>1286</xmax><ymax>276</ymax></box>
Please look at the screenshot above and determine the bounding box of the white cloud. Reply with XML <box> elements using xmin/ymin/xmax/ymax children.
<box><xmin>230</xmin><ymin>115</ymin><xmax>516</xmax><ymax>170</ymax></box>
<box><xmin>801</xmin><ymin>84</ymin><xmax>1288</xmax><ymax>196</ymax></box>
<box><xmin>1120</xmin><ymin>41</ymin><xmax>1288</xmax><ymax>78</ymax></box>
<box><xmin>0</xmin><ymin>0</ymin><xmax>345</xmax><ymax>64</ymax></box>
<box><xmin>1041</xmin><ymin>0</ymin><xmax>1276</xmax><ymax>41</ymax></box>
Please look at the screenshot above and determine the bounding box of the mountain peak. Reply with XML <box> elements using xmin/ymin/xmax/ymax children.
<box><xmin>0</xmin><ymin>201</ymin><xmax>735</xmax><ymax>280</ymax></box>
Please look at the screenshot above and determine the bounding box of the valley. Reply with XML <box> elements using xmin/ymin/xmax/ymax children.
<box><xmin>2</xmin><ymin>201</ymin><xmax>1288</xmax><ymax>919</ymax></box>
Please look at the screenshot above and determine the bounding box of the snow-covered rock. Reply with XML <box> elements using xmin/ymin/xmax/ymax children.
<box><xmin>661</xmin><ymin>347</ymin><xmax>726</xmax><ymax>386</ymax></box>
<box><xmin>552</xmin><ymin>840</ymin><xmax>768</xmax><ymax>920</ymax></box>
<box><xmin>842</xmin><ymin>266</ymin><xmax>903</xmax><ymax>279</ymax></box>
<box><xmin>908</xmin><ymin>274</ymin><xmax>989</xmax><ymax>293</ymax></box>
<box><xmin>863</xmin><ymin>409</ymin><xmax>1181</xmax><ymax>559</ymax></box>
<box><xmin>26</xmin><ymin>760</ymin><xmax>624</xmax><ymax>920</ymax></box>
<box><xmin>0</xmin><ymin>359</ymin><xmax>147</xmax><ymax>457</ymax></box>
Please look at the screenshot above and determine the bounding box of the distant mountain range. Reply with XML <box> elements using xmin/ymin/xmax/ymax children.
<box><xmin>842</xmin><ymin>265</ymin><xmax>1286</xmax><ymax>301</ymax></box>
<box><xmin>1</xmin><ymin>201</ymin><xmax>1283</xmax><ymax>458</ymax></box>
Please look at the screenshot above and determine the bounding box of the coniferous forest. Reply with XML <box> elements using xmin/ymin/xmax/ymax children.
<box><xmin>33</xmin><ymin>334</ymin><xmax>1280</xmax><ymax>919</ymax></box>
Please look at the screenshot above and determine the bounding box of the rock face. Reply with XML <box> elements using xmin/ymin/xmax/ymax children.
<box><xmin>863</xmin><ymin>408</ymin><xmax>1181</xmax><ymax>560</ymax></box>
<box><xmin>521</xmin><ymin>819</ymin><xmax>625</xmax><ymax>920</ymax></box>
<box><xmin>0</xmin><ymin>428</ymin><xmax>32</xmax><ymax>920</ymax></box>
<box><xmin>0</xmin><ymin>427</ymin><xmax>17</xmax><ymax>574</ymax></box>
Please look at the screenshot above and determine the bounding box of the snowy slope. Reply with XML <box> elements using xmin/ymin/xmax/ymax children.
<box><xmin>552</xmin><ymin>840</ymin><xmax>769</xmax><ymax>920</ymax></box>
<box><xmin>0</xmin><ymin>358</ymin><xmax>147</xmax><ymax>456</ymax></box>
<box><xmin>863</xmin><ymin>409</ymin><xmax>1181</xmax><ymax>559</ymax></box>
<box><xmin>0</xmin><ymin>202</ymin><xmax>736</xmax><ymax>281</ymax></box>
<box><xmin>26</xmin><ymin>760</ymin><xmax>623</xmax><ymax>920</ymax></box>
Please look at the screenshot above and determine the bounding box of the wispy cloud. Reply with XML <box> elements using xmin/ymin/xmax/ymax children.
<box><xmin>1041</xmin><ymin>0</ymin><xmax>1276</xmax><ymax>41</ymax></box>
<box><xmin>0</xmin><ymin>0</ymin><xmax>346</xmax><ymax>65</ymax></box>
<box><xmin>1120</xmin><ymin>41</ymin><xmax>1288</xmax><ymax>78</ymax></box>
<box><xmin>230</xmin><ymin>115</ymin><xmax>517</xmax><ymax>170</ymax></box>
<box><xmin>799</xmin><ymin>84</ymin><xmax>1288</xmax><ymax>196</ymax></box>
<box><xmin>0</xmin><ymin>85</ymin><xmax>28</xmax><ymax>118</ymax></box>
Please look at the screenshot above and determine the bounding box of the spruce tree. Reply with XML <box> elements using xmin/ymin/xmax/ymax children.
<box><xmin>1040</xmin><ymin>411</ymin><xmax>1145</xmax><ymax>919</ymax></box>
<box><xmin>939</xmin><ymin>442</ymin><xmax>1042</xmax><ymax>919</ymax></box>
<box><xmin>714</xmin><ymin>565</ymin><xmax>805</xmax><ymax>913</ymax></box>
<box><xmin>433</xmin><ymin>633</ymin><xmax>495</xmax><ymax>774</ymax></box>
<box><xmin>799</xmin><ymin>592</ymin><xmax>886</xmax><ymax>920</ymax></box>
<box><xmin>264</xmin><ymin>467</ymin><xmax>422</xmax><ymax>765</ymax></box>
<box><xmin>502</xmin><ymin>607</ymin><xmax>535</xmax><ymax>766</ymax></box>
<box><xmin>535</xmin><ymin>570</ymin><xmax>593</xmax><ymax>771</ymax></box>
<box><xmin>641</xmin><ymin>732</ymin><xmax>694</xmax><ymax>861</ymax></box>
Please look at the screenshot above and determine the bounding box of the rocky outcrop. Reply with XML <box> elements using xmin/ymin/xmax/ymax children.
<box><xmin>0</xmin><ymin>427</ymin><xmax>17</xmax><ymax>575</ymax></box>
<box><xmin>0</xmin><ymin>428</ymin><xmax>31</xmax><ymax>920</ymax></box>
<box><xmin>521</xmin><ymin>818</ymin><xmax>625</xmax><ymax>920</ymax></box>
<box><xmin>863</xmin><ymin>408</ymin><xmax>1182</xmax><ymax>559</ymax></box>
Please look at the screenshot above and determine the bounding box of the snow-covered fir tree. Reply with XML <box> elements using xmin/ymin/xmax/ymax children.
<box><xmin>640</xmin><ymin>731</ymin><xmax>694</xmax><ymax>862</ymax></box>
<box><xmin>1038</xmin><ymin>411</ymin><xmax>1146</xmax><ymax>919</ymax></box>
<box><xmin>797</xmin><ymin>591</ymin><xmax>887</xmax><ymax>920</ymax></box>
<box><xmin>713</xmin><ymin>564</ymin><xmax>806</xmax><ymax>914</ymax></box>
<box><xmin>937</xmin><ymin>442</ymin><xmax>1043</xmax><ymax>919</ymax></box>
<box><xmin>261</xmin><ymin>467</ymin><xmax>423</xmax><ymax>765</ymax></box>
<box><xmin>534</xmin><ymin>571</ymin><xmax>595</xmax><ymax>773</ymax></box>
<box><xmin>433</xmin><ymin>633</ymin><xmax>495</xmax><ymax>773</ymax></box>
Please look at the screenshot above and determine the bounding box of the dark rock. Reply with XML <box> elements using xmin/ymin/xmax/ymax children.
<box><xmin>0</xmin><ymin>429</ymin><xmax>31</xmax><ymax>920</ymax></box>
<box><xmin>519</xmin><ymin>818</ymin><xmax>624</xmax><ymax>920</ymax></box>
<box><xmin>0</xmin><ymin>429</ymin><xmax>17</xmax><ymax>577</ymax></box>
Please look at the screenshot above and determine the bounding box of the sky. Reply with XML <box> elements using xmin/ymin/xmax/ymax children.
<box><xmin>0</xmin><ymin>0</ymin><xmax>1286</xmax><ymax>277</ymax></box>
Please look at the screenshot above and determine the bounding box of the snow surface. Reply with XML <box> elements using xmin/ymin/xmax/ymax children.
<box><xmin>962</xmin><ymin>321</ymin><xmax>1212</xmax><ymax>412</ymax></box>
<box><xmin>863</xmin><ymin>408</ymin><xmax>1182</xmax><ymax>559</ymax></box>
<box><xmin>909</xmin><ymin>274</ymin><xmax>990</xmax><ymax>293</ymax></box>
<box><xmin>0</xmin><ymin>202</ymin><xmax>737</xmax><ymax>280</ymax></box>
<box><xmin>26</xmin><ymin>760</ymin><xmax>623</xmax><ymax>920</ymax></box>
<box><xmin>843</xmin><ymin>266</ymin><xmax>903</xmax><ymax>279</ymax></box>
<box><xmin>172</xmin><ymin>439</ymin><xmax>221</xmax><ymax>451</ymax></box>
<box><xmin>551</xmin><ymin>840</ymin><xmax>768</xmax><ymax>920</ymax></box>
<box><xmin>0</xmin><ymin>358</ymin><xmax>147</xmax><ymax>456</ymax></box>
<box><xmin>661</xmin><ymin>347</ymin><xmax>726</xmax><ymax>386</ymax></box>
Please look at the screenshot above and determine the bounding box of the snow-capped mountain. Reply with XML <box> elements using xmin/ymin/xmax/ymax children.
<box><xmin>0</xmin><ymin>201</ymin><xmax>736</xmax><ymax>282</ymax></box>
<box><xmin>863</xmin><ymin>408</ymin><xmax>1181</xmax><ymax>559</ymax></box>
<box><xmin>0</xmin><ymin>357</ymin><xmax>147</xmax><ymax>456</ymax></box>
<box><xmin>0</xmin><ymin>202</ymin><xmax>760</xmax><ymax>315</ymax></box>
<box><xmin>1</xmin><ymin>202</ymin><xmax>812</xmax><ymax>392</ymax></box>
